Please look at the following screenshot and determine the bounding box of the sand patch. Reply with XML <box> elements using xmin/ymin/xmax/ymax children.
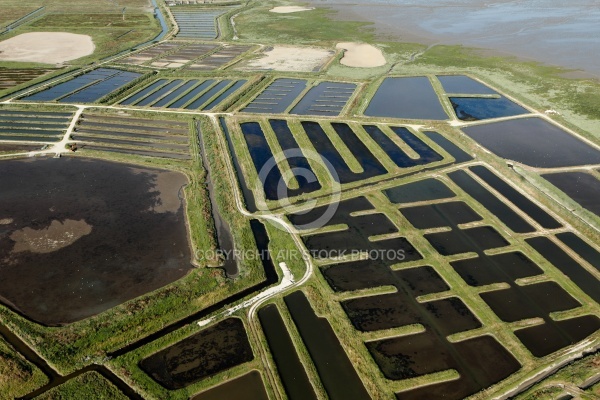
<box><xmin>10</xmin><ymin>219</ymin><xmax>92</xmax><ymax>254</ymax></box>
<box><xmin>0</xmin><ymin>32</ymin><xmax>95</xmax><ymax>64</ymax></box>
<box><xmin>239</xmin><ymin>45</ymin><xmax>334</xmax><ymax>72</ymax></box>
<box><xmin>336</xmin><ymin>42</ymin><xmax>386</xmax><ymax>68</ymax></box>
<box><xmin>269</xmin><ymin>6</ymin><xmax>314</xmax><ymax>13</ymax></box>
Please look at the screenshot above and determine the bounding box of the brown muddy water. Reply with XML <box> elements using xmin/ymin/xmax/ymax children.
<box><xmin>141</xmin><ymin>318</ymin><xmax>253</xmax><ymax>390</ymax></box>
<box><xmin>0</xmin><ymin>157</ymin><xmax>192</xmax><ymax>326</ymax></box>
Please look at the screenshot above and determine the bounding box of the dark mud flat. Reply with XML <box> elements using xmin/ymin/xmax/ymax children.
<box><xmin>269</xmin><ymin>119</ymin><xmax>322</xmax><ymax>195</ymax></box>
<box><xmin>368</xmin><ymin>332</ymin><xmax>519</xmax><ymax>388</ymax></box>
<box><xmin>140</xmin><ymin>318</ymin><xmax>253</xmax><ymax>390</ymax></box>
<box><xmin>480</xmin><ymin>282</ymin><xmax>581</xmax><ymax>322</ymax></box>
<box><xmin>258</xmin><ymin>305</ymin><xmax>317</xmax><ymax>400</ymax></box>
<box><xmin>449</xmin><ymin>169</ymin><xmax>535</xmax><ymax>233</ymax></box>
<box><xmin>384</xmin><ymin>178</ymin><xmax>455</xmax><ymax>204</ymax></box>
<box><xmin>344</xmin><ymin>294</ymin><xmax>479</xmax><ymax>334</ymax></box>
<box><xmin>450</xmin><ymin>252</ymin><xmax>543</xmax><ymax>287</ymax></box>
<box><xmin>400</xmin><ymin>201</ymin><xmax>482</xmax><ymax>229</ymax></box>
<box><xmin>437</xmin><ymin>75</ymin><xmax>497</xmax><ymax>95</ymax></box>
<box><xmin>425</xmin><ymin>226</ymin><xmax>509</xmax><ymax>256</ymax></box>
<box><xmin>364</xmin><ymin>77</ymin><xmax>448</xmax><ymax>120</ymax></box>
<box><xmin>515</xmin><ymin>315</ymin><xmax>600</xmax><ymax>357</ymax></box>
<box><xmin>424</xmin><ymin>131</ymin><xmax>473</xmax><ymax>163</ymax></box>
<box><xmin>390</xmin><ymin>335</ymin><xmax>520</xmax><ymax>400</ymax></box>
<box><xmin>290</xmin><ymin>198</ymin><xmax>420</xmax><ymax>260</ymax></box>
<box><xmin>556</xmin><ymin>232</ymin><xmax>600</xmax><ymax>273</ymax></box>
<box><xmin>191</xmin><ymin>371</ymin><xmax>268</xmax><ymax>400</ymax></box>
<box><xmin>470</xmin><ymin>166</ymin><xmax>561</xmax><ymax>229</ymax></box>
<box><xmin>0</xmin><ymin>157</ymin><xmax>192</xmax><ymax>325</ymax></box>
<box><xmin>461</xmin><ymin>118</ymin><xmax>600</xmax><ymax>168</ymax></box>
<box><xmin>526</xmin><ymin>236</ymin><xmax>600</xmax><ymax>303</ymax></box>
<box><xmin>450</xmin><ymin>96</ymin><xmax>529</xmax><ymax>121</ymax></box>
<box><xmin>284</xmin><ymin>291</ymin><xmax>370</xmax><ymax>400</ymax></box>
<box><xmin>543</xmin><ymin>171</ymin><xmax>600</xmax><ymax>217</ymax></box>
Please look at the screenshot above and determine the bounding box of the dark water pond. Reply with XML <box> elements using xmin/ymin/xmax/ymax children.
<box><xmin>332</xmin><ymin>122</ymin><xmax>388</xmax><ymax>177</ymax></box>
<box><xmin>243</xmin><ymin>79</ymin><xmax>307</xmax><ymax>114</ymax></box>
<box><xmin>437</xmin><ymin>75</ymin><xmax>497</xmax><ymax>95</ymax></box>
<box><xmin>0</xmin><ymin>157</ymin><xmax>192</xmax><ymax>325</ymax></box>
<box><xmin>191</xmin><ymin>371</ymin><xmax>268</xmax><ymax>400</ymax></box>
<box><xmin>450</xmin><ymin>96</ymin><xmax>529</xmax><ymax>121</ymax></box>
<box><xmin>471</xmin><ymin>166</ymin><xmax>561</xmax><ymax>229</ymax></box>
<box><xmin>526</xmin><ymin>236</ymin><xmax>600</xmax><ymax>303</ymax></box>
<box><xmin>424</xmin><ymin>131</ymin><xmax>473</xmax><ymax>163</ymax></box>
<box><xmin>290</xmin><ymin>81</ymin><xmax>356</xmax><ymax>116</ymax></box>
<box><xmin>284</xmin><ymin>291</ymin><xmax>370</xmax><ymax>400</ymax></box>
<box><xmin>556</xmin><ymin>232</ymin><xmax>600</xmax><ymax>273</ymax></box>
<box><xmin>169</xmin><ymin>80</ymin><xmax>214</xmax><ymax>109</ymax></box>
<box><xmin>369</xmin><ymin>332</ymin><xmax>519</xmax><ymax>399</ymax></box>
<box><xmin>449</xmin><ymin>169</ymin><xmax>535</xmax><ymax>233</ymax></box>
<box><xmin>364</xmin><ymin>77</ymin><xmax>448</xmax><ymax>120</ymax></box>
<box><xmin>140</xmin><ymin>318</ymin><xmax>253</xmax><ymax>389</ymax></box>
<box><xmin>384</xmin><ymin>178</ymin><xmax>455</xmax><ymax>204</ymax></box>
<box><xmin>425</xmin><ymin>226</ymin><xmax>509</xmax><ymax>256</ymax></box>
<box><xmin>301</xmin><ymin>121</ymin><xmax>387</xmax><ymax>184</ymax></box>
<box><xmin>269</xmin><ymin>119</ymin><xmax>322</xmax><ymax>196</ymax></box>
<box><xmin>59</xmin><ymin>71</ymin><xmax>141</xmax><ymax>103</ymax></box>
<box><xmin>543</xmin><ymin>171</ymin><xmax>600</xmax><ymax>217</ymax></box>
<box><xmin>186</xmin><ymin>80</ymin><xmax>232</xmax><ymax>110</ymax></box>
<box><xmin>152</xmin><ymin>80</ymin><xmax>198</xmax><ymax>108</ymax></box>
<box><xmin>240</xmin><ymin>121</ymin><xmax>283</xmax><ymax>201</ymax></box>
<box><xmin>121</xmin><ymin>79</ymin><xmax>169</xmax><ymax>105</ymax></box>
<box><xmin>480</xmin><ymin>282</ymin><xmax>581</xmax><ymax>322</ymax></box>
<box><xmin>462</xmin><ymin>118</ymin><xmax>600</xmax><ymax>168</ymax></box>
<box><xmin>219</xmin><ymin>117</ymin><xmax>256</xmax><ymax>212</ymax></box>
<box><xmin>400</xmin><ymin>201</ymin><xmax>483</xmax><ymax>229</ymax></box>
<box><xmin>450</xmin><ymin>252</ymin><xmax>543</xmax><ymax>287</ymax></box>
<box><xmin>205</xmin><ymin>80</ymin><xmax>247</xmax><ymax>111</ymax></box>
<box><xmin>515</xmin><ymin>315</ymin><xmax>600</xmax><ymax>358</ymax></box>
<box><xmin>136</xmin><ymin>80</ymin><xmax>184</xmax><ymax>106</ymax></box>
<box><xmin>258</xmin><ymin>304</ymin><xmax>317</xmax><ymax>400</ymax></box>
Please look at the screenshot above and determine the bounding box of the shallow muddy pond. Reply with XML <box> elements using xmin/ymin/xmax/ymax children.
<box><xmin>141</xmin><ymin>318</ymin><xmax>253</xmax><ymax>390</ymax></box>
<box><xmin>0</xmin><ymin>157</ymin><xmax>192</xmax><ymax>325</ymax></box>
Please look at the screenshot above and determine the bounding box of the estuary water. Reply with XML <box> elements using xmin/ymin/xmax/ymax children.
<box><xmin>309</xmin><ymin>0</ymin><xmax>600</xmax><ymax>77</ymax></box>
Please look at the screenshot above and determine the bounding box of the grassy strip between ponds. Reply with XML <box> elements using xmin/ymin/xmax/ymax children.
<box><xmin>0</xmin><ymin>336</ymin><xmax>48</xmax><ymax>398</ymax></box>
<box><xmin>35</xmin><ymin>371</ymin><xmax>128</xmax><ymax>400</ymax></box>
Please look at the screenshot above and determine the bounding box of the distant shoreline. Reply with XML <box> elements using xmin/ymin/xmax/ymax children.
<box><xmin>305</xmin><ymin>0</ymin><xmax>600</xmax><ymax>79</ymax></box>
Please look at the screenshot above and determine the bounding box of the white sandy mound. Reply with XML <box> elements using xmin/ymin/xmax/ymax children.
<box><xmin>241</xmin><ymin>45</ymin><xmax>334</xmax><ymax>72</ymax></box>
<box><xmin>0</xmin><ymin>32</ymin><xmax>95</xmax><ymax>64</ymax></box>
<box><xmin>336</xmin><ymin>42</ymin><xmax>386</xmax><ymax>68</ymax></box>
<box><xmin>269</xmin><ymin>6</ymin><xmax>314</xmax><ymax>13</ymax></box>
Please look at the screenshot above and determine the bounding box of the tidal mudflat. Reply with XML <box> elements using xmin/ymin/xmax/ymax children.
<box><xmin>0</xmin><ymin>157</ymin><xmax>192</xmax><ymax>325</ymax></box>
